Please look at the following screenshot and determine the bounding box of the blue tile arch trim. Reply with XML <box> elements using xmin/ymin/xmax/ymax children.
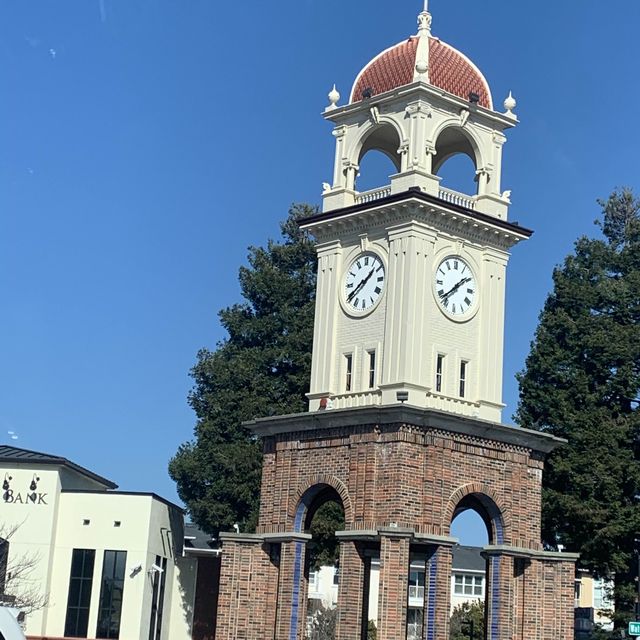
<box><xmin>289</xmin><ymin>540</ymin><xmax>304</xmax><ymax>640</ymax></box>
<box><xmin>424</xmin><ymin>547</ymin><xmax>437</xmax><ymax>640</ymax></box>
<box><xmin>489</xmin><ymin>555</ymin><xmax>501</xmax><ymax>640</ymax></box>
<box><xmin>288</xmin><ymin>501</ymin><xmax>308</xmax><ymax>640</ymax></box>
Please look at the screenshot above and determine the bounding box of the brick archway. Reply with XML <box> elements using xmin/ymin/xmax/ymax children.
<box><xmin>289</xmin><ymin>475</ymin><xmax>353</xmax><ymax>532</ymax></box>
<box><xmin>443</xmin><ymin>482</ymin><xmax>510</xmax><ymax>545</ymax></box>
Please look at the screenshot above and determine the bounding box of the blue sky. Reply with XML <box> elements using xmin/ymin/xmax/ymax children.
<box><xmin>1</xmin><ymin>1</ymin><xmax>639</xmax><ymax>543</ymax></box>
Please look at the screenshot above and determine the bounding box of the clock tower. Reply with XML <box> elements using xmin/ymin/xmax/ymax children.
<box><xmin>303</xmin><ymin>3</ymin><xmax>530</xmax><ymax>421</ymax></box>
<box><xmin>215</xmin><ymin>6</ymin><xmax>577</xmax><ymax>640</ymax></box>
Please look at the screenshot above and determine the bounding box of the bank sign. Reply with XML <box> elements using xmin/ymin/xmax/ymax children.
<box><xmin>2</xmin><ymin>472</ymin><xmax>48</xmax><ymax>505</ymax></box>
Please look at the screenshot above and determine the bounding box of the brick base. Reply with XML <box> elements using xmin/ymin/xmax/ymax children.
<box><xmin>215</xmin><ymin>408</ymin><xmax>577</xmax><ymax>640</ymax></box>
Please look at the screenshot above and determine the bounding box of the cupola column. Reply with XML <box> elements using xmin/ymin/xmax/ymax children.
<box><xmin>331</xmin><ymin>126</ymin><xmax>348</xmax><ymax>189</ymax></box>
<box><xmin>390</xmin><ymin>100</ymin><xmax>441</xmax><ymax>196</ymax></box>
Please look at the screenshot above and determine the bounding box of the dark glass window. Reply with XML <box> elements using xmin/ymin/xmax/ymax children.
<box><xmin>0</xmin><ymin>537</ymin><xmax>8</xmax><ymax>594</ymax></box>
<box><xmin>96</xmin><ymin>550</ymin><xmax>127</xmax><ymax>639</ymax></box>
<box><xmin>148</xmin><ymin>556</ymin><xmax>168</xmax><ymax>640</ymax></box>
<box><xmin>459</xmin><ymin>360</ymin><xmax>468</xmax><ymax>398</ymax></box>
<box><xmin>345</xmin><ymin>354</ymin><xmax>353</xmax><ymax>392</ymax></box>
<box><xmin>436</xmin><ymin>354</ymin><xmax>444</xmax><ymax>393</ymax></box>
<box><xmin>368</xmin><ymin>350</ymin><xmax>376</xmax><ymax>389</ymax></box>
<box><xmin>64</xmin><ymin>549</ymin><xmax>96</xmax><ymax>638</ymax></box>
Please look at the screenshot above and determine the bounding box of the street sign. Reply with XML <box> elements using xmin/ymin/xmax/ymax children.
<box><xmin>629</xmin><ymin>621</ymin><xmax>640</xmax><ymax>636</ymax></box>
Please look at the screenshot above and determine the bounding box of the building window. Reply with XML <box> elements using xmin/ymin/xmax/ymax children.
<box><xmin>308</xmin><ymin>570</ymin><xmax>320</xmax><ymax>592</ymax></box>
<box><xmin>454</xmin><ymin>573</ymin><xmax>483</xmax><ymax>596</ymax></box>
<box><xmin>149</xmin><ymin>556</ymin><xmax>168</xmax><ymax>640</ymax></box>
<box><xmin>459</xmin><ymin>360</ymin><xmax>468</xmax><ymax>398</ymax></box>
<box><xmin>345</xmin><ymin>354</ymin><xmax>353</xmax><ymax>392</ymax></box>
<box><xmin>64</xmin><ymin>549</ymin><xmax>96</xmax><ymax>638</ymax></box>
<box><xmin>96</xmin><ymin>550</ymin><xmax>127</xmax><ymax>639</ymax></box>
<box><xmin>435</xmin><ymin>354</ymin><xmax>444</xmax><ymax>393</ymax></box>
<box><xmin>333</xmin><ymin>565</ymin><xmax>339</xmax><ymax>586</ymax></box>
<box><xmin>408</xmin><ymin>569</ymin><xmax>425</xmax><ymax>601</ymax></box>
<box><xmin>368</xmin><ymin>350</ymin><xmax>376</xmax><ymax>389</ymax></box>
<box><xmin>593</xmin><ymin>579</ymin><xmax>611</xmax><ymax>611</ymax></box>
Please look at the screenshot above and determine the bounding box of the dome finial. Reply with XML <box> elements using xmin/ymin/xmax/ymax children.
<box><xmin>503</xmin><ymin>91</ymin><xmax>517</xmax><ymax>117</ymax></box>
<box><xmin>326</xmin><ymin>84</ymin><xmax>340</xmax><ymax>111</ymax></box>
<box><xmin>417</xmin><ymin>0</ymin><xmax>432</xmax><ymax>35</ymax></box>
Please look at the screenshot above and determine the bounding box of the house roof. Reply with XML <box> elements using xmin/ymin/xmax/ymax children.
<box><xmin>0</xmin><ymin>444</ymin><xmax>117</xmax><ymax>489</ymax></box>
<box><xmin>452</xmin><ymin>545</ymin><xmax>485</xmax><ymax>572</ymax></box>
<box><xmin>184</xmin><ymin>522</ymin><xmax>219</xmax><ymax>554</ymax></box>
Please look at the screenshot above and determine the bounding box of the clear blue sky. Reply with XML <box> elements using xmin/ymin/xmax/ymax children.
<box><xmin>1</xmin><ymin>1</ymin><xmax>639</xmax><ymax>540</ymax></box>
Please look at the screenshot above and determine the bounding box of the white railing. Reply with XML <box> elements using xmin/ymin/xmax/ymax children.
<box><xmin>355</xmin><ymin>185</ymin><xmax>392</xmax><ymax>204</ymax></box>
<box><xmin>438</xmin><ymin>187</ymin><xmax>476</xmax><ymax>210</ymax></box>
<box><xmin>329</xmin><ymin>391</ymin><xmax>382</xmax><ymax>410</ymax></box>
<box><xmin>408</xmin><ymin>585</ymin><xmax>425</xmax><ymax>600</ymax></box>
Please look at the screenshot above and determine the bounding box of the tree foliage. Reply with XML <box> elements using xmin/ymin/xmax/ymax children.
<box><xmin>449</xmin><ymin>600</ymin><xmax>484</xmax><ymax>640</ymax></box>
<box><xmin>307</xmin><ymin>501</ymin><xmax>345</xmax><ymax>570</ymax></box>
<box><xmin>169</xmin><ymin>204</ymin><xmax>318</xmax><ymax>536</ymax></box>
<box><xmin>516</xmin><ymin>188</ymin><xmax>640</xmax><ymax>627</ymax></box>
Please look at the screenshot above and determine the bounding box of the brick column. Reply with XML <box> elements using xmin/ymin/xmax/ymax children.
<box><xmin>484</xmin><ymin>546</ymin><xmax>579</xmax><ymax>640</ymax></box>
<box><xmin>539</xmin><ymin>558</ymin><xmax>576</xmax><ymax>640</ymax></box>
<box><xmin>335</xmin><ymin>538</ymin><xmax>367</xmax><ymax>640</ymax></box>
<box><xmin>484</xmin><ymin>552</ymin><xmax>514</xmax><ymax>640</ymax></box>
<box><xmin>377</xmin><ymin>528</ymin><xmax>412</xmax><ymax>640</ymax></box>
<box><xmin>432</xmin><ymin>545</ymin><xmax>454</xmax><ymax>640</ymax></box>
<box><xmin>271</xmin><ymin>533</ymin><xmax>311</xmax><ymax>640</ymax></box>
<box><xmin>412</xmin><ymin>536</ymin><xmax>456</xmax><ymax>640</ymax></box>
<box><xmin>216</xmin><ymin>533</ymin><xmax>278</xmax><ymax>640</ymax></box>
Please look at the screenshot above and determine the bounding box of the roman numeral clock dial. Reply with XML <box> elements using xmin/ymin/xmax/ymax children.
<box><xmin>344</xmin><ymin>252</ymin><xmax>386</xmax><ymax>314</ymax></box>
<box><xmin>434</xmin><ymin>256</ymin><xmax>477</xmax><ymax>319</ymax></box>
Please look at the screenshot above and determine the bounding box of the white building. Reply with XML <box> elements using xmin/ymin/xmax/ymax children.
<box><xmin>0</xmin><ymin>445</ymin><xmax>218</xmax><ymax>640</ymax></box>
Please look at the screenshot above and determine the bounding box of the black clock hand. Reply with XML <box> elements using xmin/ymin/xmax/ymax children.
<box><xmin>440</xmin><ymin>277</ymin><xmax>471</xmax><ymax>301</ymax></box>
<box><xmin>347</xmin><ymin>268</ymin><xmax>375</xmax><ymax>302</ymax></box>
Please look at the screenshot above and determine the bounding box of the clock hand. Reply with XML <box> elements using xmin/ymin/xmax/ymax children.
<box><xmin>440</xmin><ymin>277</ymin><xmax>471</xmax><ymax>301</ymax></box>
<box><xmin>347</xmin><ymin>268</ymin><xmax>375</xmax><ymax>302</ymax></box>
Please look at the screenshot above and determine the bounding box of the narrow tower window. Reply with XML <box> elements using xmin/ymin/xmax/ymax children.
<box><xmin>345</xmin><ymin>354</ymin><xmax>353</xmax><ymax>392</ymax></box>
<box><xmin>368</xmin><ymin>350</ymin><xmax>376</xmax><ymax>389</ymax></box>
<box><xmin>459</xmin><ymin>360</ymin><xmax>468</xmax><ymax>398</ymax></box>
<box><xmin>435</xmin><ymin>354</ymin><xmax>444</xmax><ymax>393</ymax></box>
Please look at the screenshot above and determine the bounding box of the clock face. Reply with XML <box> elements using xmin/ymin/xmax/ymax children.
<box><xmin>434</xmin><ymin>256</ymin><xmax>477</xmax><ymax>318</ymax></box>
<box><xmin>344</xmin><ymin>252</ymin><xmax>386</xmax><ymax>313</ymax></box>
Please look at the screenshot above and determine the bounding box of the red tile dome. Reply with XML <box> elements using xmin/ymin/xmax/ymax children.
<box><xmin>350</xmin><ymin>36</ymin><xmax>493</xmax><ymax>110</ymax></box>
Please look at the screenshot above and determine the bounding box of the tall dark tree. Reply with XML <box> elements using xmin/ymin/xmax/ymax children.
<box><xmin>169</xmin><ymin>204</ymin><xmax>318</xmax><ymax>537</ymax></box>
<box><xmin>516</xmin><ymin>188</ymin><xmax>640</xmax><ymax>628</ymax></box>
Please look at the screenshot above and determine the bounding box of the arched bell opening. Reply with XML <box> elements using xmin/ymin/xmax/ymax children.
<box><xmin>295</xmin><ymin>485</ymin><xmax>345</xmax><ymax>637</ymax></box>
<box><xmin>433</xmin><ymin>127</ymin><xmax>481</xmax><ymax>199</ymax></box>
<box><xmin>355</xmin><ymin>124</ymin><xmax>401</xmax><ymax>194</ymax></box>
<box><xmin>448</xmin><ymin>493</ymin><xmax>505</xmax><ymax>640</ymax></box>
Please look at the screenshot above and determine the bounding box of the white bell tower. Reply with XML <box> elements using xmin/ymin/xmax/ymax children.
<box><xmin>301</xmin><ymin>5</ymin><xmax>530</xmax><ymax>423</ymax></box>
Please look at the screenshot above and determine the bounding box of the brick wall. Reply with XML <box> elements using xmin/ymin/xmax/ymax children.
<box><xmin>258</xmin><ymin>421</ymin><xmax>542</xmax><ymax>547</ymax></box>
<box><xmin>216</xmin><ymin>415</ymin><xmax>575</xmax><ymax>640</ymax></box>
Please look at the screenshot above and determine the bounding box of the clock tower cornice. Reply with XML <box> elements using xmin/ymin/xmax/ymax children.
<box><xmin>299</xmin><ymin>189</ymin><xmax>532</xmax><ymax>251</ymax></box>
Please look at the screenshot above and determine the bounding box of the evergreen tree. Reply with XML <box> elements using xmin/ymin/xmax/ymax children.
<box><xmin>169</xmin><ymin>204</ymin><xmax>318</xmax><ymax>537</ymax></box>
<box><xmin>516</xmin><ymin>189</ymin><xmax>640</xmax><ymax>628</ymax></box>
